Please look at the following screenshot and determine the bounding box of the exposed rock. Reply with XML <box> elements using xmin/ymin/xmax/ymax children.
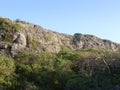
<box><xmin>8</xmin><ymin>22</ymin><xmax>120</xmax><ymax>55</ymax></box>
<box><xmin>72</xmin><ymin>33</ymin><xmax>120</xmax><ymax>51</ymax></box>
<box><xmin>0</xmin><ymin>17</ymin><xmax>120</xmax><ymax>56</ymax></box>
<box><xmin>0</xmin><ymin>44</ymin><xmax>7</xmax><ymax>49</ymax></box>
<box><xmin>11</xmin><ymin>33</ymin><xmax>26</xmax><ymax>57</ymax></box>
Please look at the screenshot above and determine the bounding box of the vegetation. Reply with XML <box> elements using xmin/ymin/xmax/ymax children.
<box><xmin>0</xmin><ymin>17</ymin><xmax>21</xmax><ymax>42</ymax></box>
<box><xmin>0</xmin><ymin>48</ymin><xmax>120</xmax><ymax>90</ymax></box>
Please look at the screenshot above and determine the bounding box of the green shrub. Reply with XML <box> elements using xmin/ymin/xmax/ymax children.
<box><xmin>0</xmin><ymin>17</ymin><xmax>21</xmax><ymax>42</ymax></box>
<box><xmin>12</xmin><ymin>23</ymin><xmax>21</xmax><ymax>30</ymax></box>
<box><xmin>1</xmin><ymin>48</ymin><xmax>120</xmax><ymax>90</ymax></box>
<box><xmin>65</xmin><ymin>74</ymin><xmax>92</xmax><ymax>90</ymax></box>
<box><xmin>0</xmin><ymin>55</ymin><xmax>15</xmax><ymax>87</ymax></box>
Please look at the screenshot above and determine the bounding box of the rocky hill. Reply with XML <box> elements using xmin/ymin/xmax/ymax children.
<box><xmin>1</xmin><ymin>17</ymin><xmax>120</xmax><ymax>90</ymax></box>
<box><xmin>0</xmin><ymin>17</ymin><xmax>120</xmax><ymax>56</ymax></box>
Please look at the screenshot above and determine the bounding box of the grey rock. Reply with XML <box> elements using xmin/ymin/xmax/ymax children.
<box><xmin>0</xmin><ymin>44</ymin><xmax>7</xmax><ymax>49</ymax></box>
<box><xmin>72</xmin><ymin>33</ymin><xmax>120</xmax><ymax>51</ymax></box>
<box><xmin>10</xmin><ymin>23</ymin><xmax>120</xmax><ymax>54</ymax></box>
<box><xmin>11</xmin><ymin>33</ymin><xmax>26</xmax><ymax>57</ymax></box>
<box><xmin>1</xmin><ymin>17</ymin><xmax>120</xmax><ymax>55</ymax></box>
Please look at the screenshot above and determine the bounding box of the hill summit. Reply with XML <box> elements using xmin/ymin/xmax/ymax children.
<box><xmin>0</xmin><ymin>17</ymin><xmax>120</xmax><ymax>56</ymax></box>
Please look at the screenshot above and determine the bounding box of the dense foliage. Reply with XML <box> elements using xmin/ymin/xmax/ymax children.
<box><xmin>0</xmin><ymin>48</ymin><xmax>120</xmax><ymax>90</ymax></box>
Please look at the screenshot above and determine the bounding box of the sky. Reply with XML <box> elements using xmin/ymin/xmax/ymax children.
<box><xmin>0</xmin><ymin>0</ymin><xmax>120</xmax><ymax>43</ymax></box>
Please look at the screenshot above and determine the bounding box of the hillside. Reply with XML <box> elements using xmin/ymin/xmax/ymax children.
<box><xmin>0</xmin><ymin>17</ymin><xmax>120</xmax><ymax>57</ymax></box>
<box><xmin>1</xmin><ymin>17</ymin><xmax>120</xmax><ymax>90</ymax></box>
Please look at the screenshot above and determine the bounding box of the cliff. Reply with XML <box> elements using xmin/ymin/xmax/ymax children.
<box><xmin>0</xmin><ymin>17</ymin><xmax>120</xmax><ymax>56</ymax></box>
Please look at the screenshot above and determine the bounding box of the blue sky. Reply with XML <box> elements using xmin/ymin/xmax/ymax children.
<box><xmin>0</xmin><ymin>0</ymin><xmax>120</xmax><ymax>43</ymax></box>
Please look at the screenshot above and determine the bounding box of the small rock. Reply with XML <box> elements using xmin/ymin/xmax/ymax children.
<box><xmin>0</xmin><ymin>44</ymin><xmax>7</xmax><ymax>49</ymax></box>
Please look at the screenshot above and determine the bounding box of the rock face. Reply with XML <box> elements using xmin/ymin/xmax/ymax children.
<box><xmin>0</xmin><ymin>17</ymin><xmax>120</xmax><ymax>56</ymax></box>
<box><xmin>73</xmin><ymin>33</ymin><xmax>120</xmax><ymax>51</ymax></box>
<box><xmin>11</xmin><ymin>33</ymin><xmax>26</xmax><ymax>56</ymax></box>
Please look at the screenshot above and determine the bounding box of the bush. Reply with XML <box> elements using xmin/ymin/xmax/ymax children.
<box><xmin>0</xmin><ymin>48</ymin><xmax>120</xmax><ymax>89</ymax></box>
<box><xmin>0</xmin><ymin>55</ymin><xmax>15</xmax><ymax>87</ymax></box>
<box><xmin>0</xmin><ymin>17</ymin><xmax>21</xmax><ymax>42</ymax></box>
<box><xmin>65</xmin><ymin>74</ymin><xmax>92</xmax><ymax>90</ymax></box>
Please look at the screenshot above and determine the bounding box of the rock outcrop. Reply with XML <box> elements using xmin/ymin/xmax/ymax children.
<box><xmin>0</xmin><ymin>17</ymin><xmax>120</xmax><ymax>56</ymax></box>
<box><xmin>11</xmin><ymin>33</ymin><xmax>26</xmax><ymax>56</ymax></box>
<box><xmin>73</xmin><ymin>33</ymin><xmax>120</xmax><ymax>51</ymax></box>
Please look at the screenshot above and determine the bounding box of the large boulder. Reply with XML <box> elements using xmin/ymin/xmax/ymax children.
<box><xmin>11</xmin><ymin>33</ymin><xmax>26</xmax><ymax>57</ymax></box>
